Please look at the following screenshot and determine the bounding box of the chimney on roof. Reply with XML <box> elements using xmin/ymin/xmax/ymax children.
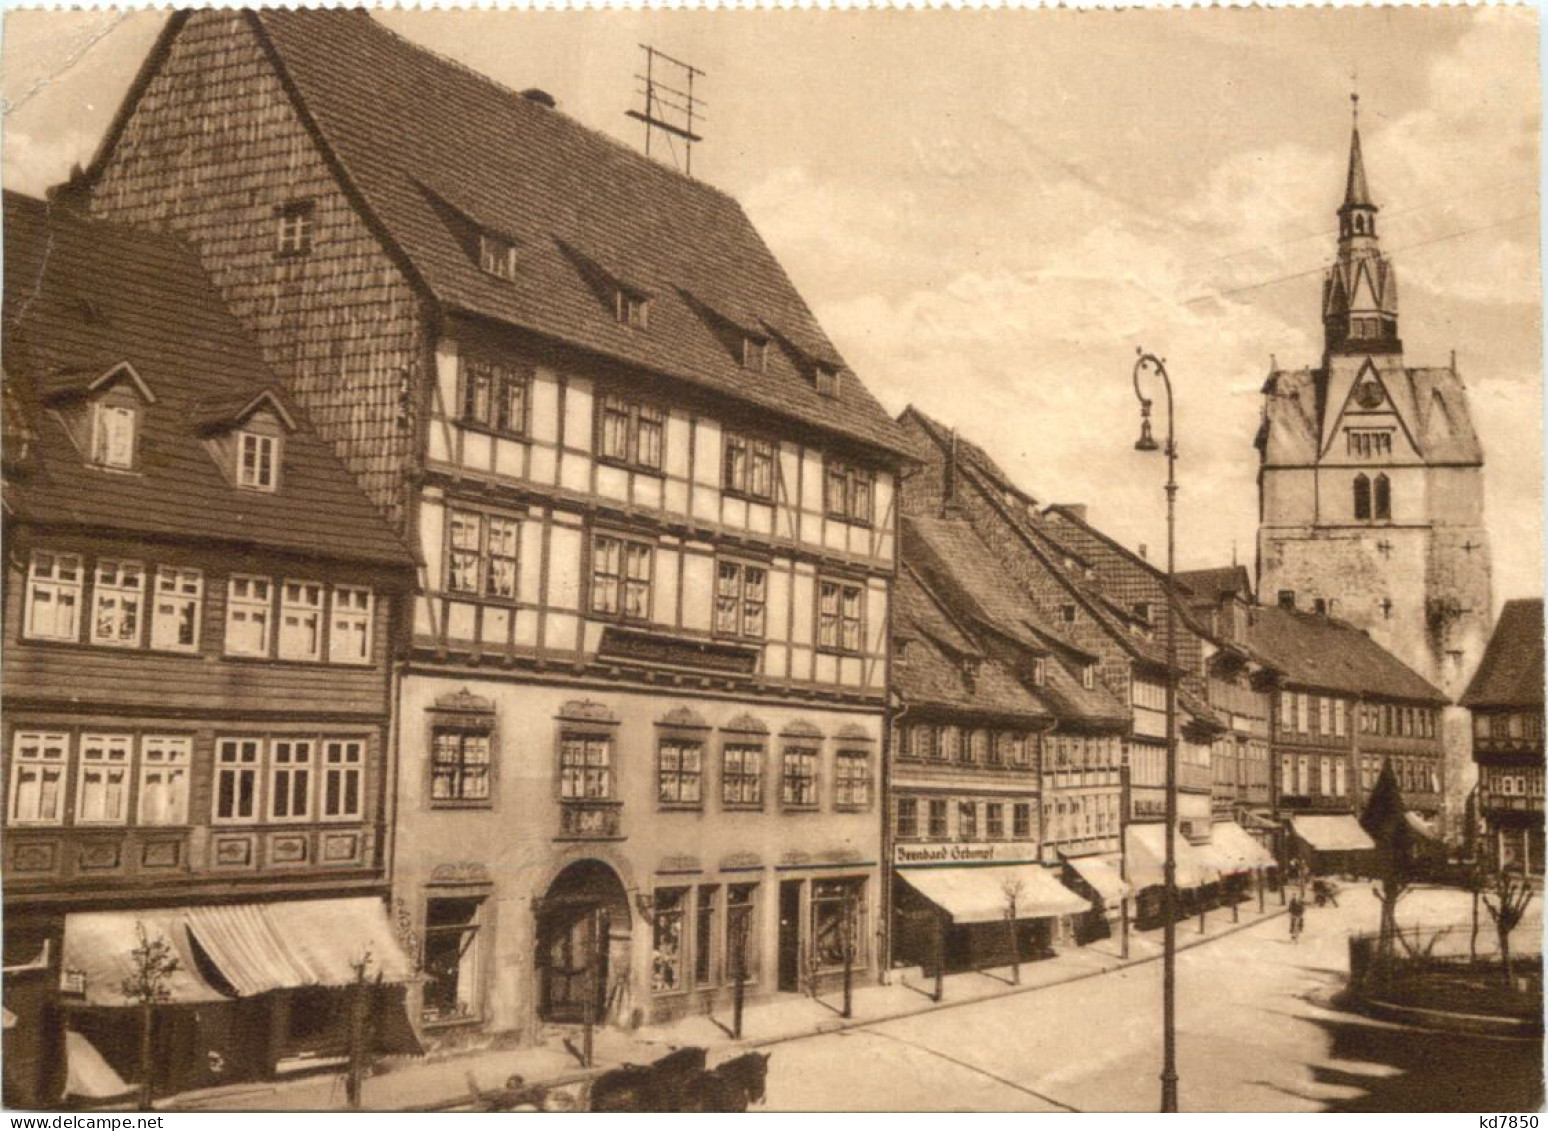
<box><xmin>1138</xmin><ymin>543</ymin><xmax>1148</xmax><ymax>561</ymax></box>
<box><xmin>521</xmin><ymin>88</ymin><xmax>557</xmax><ymax>109</ymax></box>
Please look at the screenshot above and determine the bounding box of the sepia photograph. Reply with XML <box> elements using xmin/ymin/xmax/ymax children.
<box><xmin>0</xmin><ymin>2</ymin><xmax>1541</xmax><ymax>1113</ymax></box>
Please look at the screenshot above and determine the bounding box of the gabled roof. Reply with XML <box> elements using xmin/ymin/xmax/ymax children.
<box><xmin>86</xmin><ymin>10</ymin><xmax>913</xmax><ymax>463</ymax></box>
<box><xmin>1177</xmin><ymin>566</ymin><xmax>1253</xmax><ymax>606</ymax></box>
<box><xmin>37</xmin><ymin>361</ymin><xmax>157</xmax><ymax>406</ymax></box>
<box><xmin>1462</xmin><ymin>599</ymin><xmax>1544</xmax><ymax>709</ymax></box>
<box><xmin>1247</xmin><ymin>605</ymin><xmax>1446</xmax><ymax>704</ymax></box>
<box><xmin>2</xmin><ymin>192</ymin><xmax>413</xmax><ymax>568</ymax></box>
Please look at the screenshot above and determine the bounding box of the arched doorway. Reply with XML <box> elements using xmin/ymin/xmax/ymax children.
<box><xmin>536</xmin><ymin>860</ymin><xmax>632</xmax><ymax>1025</ymax></box>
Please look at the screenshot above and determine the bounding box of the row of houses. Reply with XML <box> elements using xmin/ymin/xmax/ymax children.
<box><xmin>0</xmin><ymin>8</ymin><xmax>1534</xmax><ymax>1108</ymax></box>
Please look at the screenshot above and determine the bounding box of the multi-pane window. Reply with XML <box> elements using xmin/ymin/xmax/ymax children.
<box><xmin>478</xmin><ymin>232</ymin><xmax>517</xmax><ymax>280</ymax></box>
<box><xmin>445</xmin><ymin>510</ymin><xmax>520</xmax><ymax>600</ymax></box>
<box><xmin>329</xmin><ymin>587</ymin><xmax>374</xmax><ymax>664</ymax></box>
<box><xmin>722</xmin><ymin>743</ymin><xmax>764</xmax><ymax>808</ymax></box>
<box><xmin>741</xmin><ymin>336</ymin><xmax>769</xmax><ymax>373</ymax></box>
<box><xmin>25</xmin><ymin>551</ymin><xmax>83</xmax><ymax>641</ymax></box>
<box><xmin>238</xmin><ymin>432</ymin><xmax>279</xmax><ymax>491</ymax></box>
<box><xmin>835</xmin><ymin>750</ymin><xmax>870</xmax><ymax>809</ymax></box>
<box><xmin>723</xmin><ymin>434</ymin><xmax>776</xmax><ymax>500</ymax></box>
<box><xmin>927</xmin><ymin>799</ymin><xmax>949</xmax><ymax>839</ymax></box>
<box><xmin>277</xmin><ymin>200</ymin><xmax>314</xmax><ymax>256</ymax></box>
<box><xmin>896</xmin><ymin>797</ymin><xmax>919</xmax><ymax>839</ymax></box>
<box><xmin>823</xmin><ymin>460</ymin><xmax>874</xmax><ymax>525</ymax></box>
<box><xmin>151</xmin><ymin>568</ymin><xmax>203</xmax><ymax>652</ymax></box>
<box><xmin>8</xmin><ymin>732</ymin><xmax>67</xmax><ymax>825</ymax></box>
<box><xmin>617</xmin><ymin>291</ymin><xmax>650</xmax><ymax>331</ymax></box>
<box><xmin>90</xmin><ymin>559</ymin><xmax>145</xmax><ymax>647</ymax></box>
<box><xmin>658</xmin><ymin>739</ymin><xmax>703</xmax><ymax>807</ymax></box>
<box><xmin>75</xmin><ymin>734</ymin><xmax>132</xmax><ymax>825</ymax></box>
<box><xmin>430</xmin><ymin>728</ymin><xmax>491</xmax><ymax>803</ymax></box>
<box><xmin>1319</xmin><ymin>696</ymin><xmax>1333</xmax><ymax>735</ymax></box>
<box><xmin>91</xmin><ymin>402</ymin><xmax>137</xmax><ymax>469</ymax></box>
<box><xmin>1346</xmin><ymin>430</ymin><xmax>1393</xmax><ymax>459</ymax></box>
<box><xmin>913</xmin><ymin>725</ymin><xmax>936</xmax><ymax>761</ymax></box>
<box><xmin>323</xmin><ymin>740</ymin><xmax>365</xmax><ymax>819</ymax></box>
<box><xmin>968</xmin><ymin>729</ymin><xmax>989</xmax><ymax>764</ymax></box>
<box><xmin>818</xmin><ymin>579</ymin><xmax>864</xmax><ymax>653</ymax></box>
<box><xmin>597</xmin><ymin>396</ymin><xmax>665</xmax><ymax>471</ymax></box>
<box><xmin>269</xmin><ymin>739</ymin><xmax>315</xmax><ymax>822</ymax></box>
<box><xmin>226</xmin><ymin>576</ymin><xmax>273</xmax><ymax>656</ymax></box>
<box><xmin>986</xmin><ymin>803</ymin><xmax>1005</xmax><ymax>840</ymax></box>
<box><xmin>214</xmin><ymin>738</ymin><xmax>262</xmax><ymax>823</ymax></box>
<box><xmin>423</xmin><ymin>897</ymin><xmax>484</xmax><ymax>1023</ymax></box>
<box><xmin>139</xmin><ymin>736</ymin><xmax>191</xmax><ymax>826</ymax></box>
<box><xmin>591</xmin><ymin>535</ymin><xmax>652</xmax><ymax>620</ymax></box>
<box><xmin>1013</xmin><ymin>802</ymin><xmax>1032</xmax><ymax>840</ymax></box>
<box><xmin>278</xmin><ymin>581</ymin><xmax>325</xmax><ymax>661</ymax></box>
<box><xmin>812</xmin><ymin>878</ymin><xmax>865</xmax><ymax>970</ymax></box>
<box><xmin>560</xmin><ymin>733</ymin><xmax>615</xmax><ymax>799</ymax></box>
<box><xmin>1334</xmin><ymin>759</ymin><xmax>1347</xmax><ymax>797</ymax></box>
<box><xmin>939</xmin><ymin>727</ymin><xmax>960</xmax><ymax>762</ymax></box>
<box><xmin>814</xmin><ymin>365</ymin><xmax>841</xmax><ymax>399</ymax></box>
<box><xmin>1334</xmin><ymin>699</ymin><xmax>1347</xmax><ymax>738</ymax></box>
<box><xmin>958</xmin><ymin>801</ymin><xmax>978</xmax><ymax>841</ymax></box>
<box><xmin>781</xmin><ymin>746</ymin><xmax>818</xmax><ymax>808</ymax></box>
<box><xmin>458</xmin><ymin>358</ymin><xmax>528</xmax><ymax>436</ymax></box>
<box><xmin>714</xmin><ymin>561</ymin><xmax>767</xmax><ymax>639</ymax></box>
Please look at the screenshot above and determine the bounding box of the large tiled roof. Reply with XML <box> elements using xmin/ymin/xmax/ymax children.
<box><xmin>1462</xmin><ymin>599</ymin><xmax>1544</xmax><ymax>709</ymax></box>
<box><xmin>1176</xmin><ymin>565</ymin><xmax>1253</xmax><ymax>606</ymax></box>
<box><xmin>216</xmin><ymin>10</ymin><xmax>911</xmax><ymax>461</ymax></box>
<box><xmin>1248</xmin><ymin>605</ymin><xmax>1446</xmax><ymax>704</ymax></box>
<box><xmin>2</xmin><ymin>192</ymin><xmax>413</xmax><ymax>567</ymax></box>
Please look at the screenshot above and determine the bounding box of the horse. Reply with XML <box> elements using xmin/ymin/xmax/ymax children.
<box><xmin>679</xmin><ymin>1051</ymin><xmax>772</xmax><ymax>1112</ymax></box>
<box><xmin>588</xmin><ymin>1046</ymin><xmax>708</xmax><ymax>1112</ymax></box>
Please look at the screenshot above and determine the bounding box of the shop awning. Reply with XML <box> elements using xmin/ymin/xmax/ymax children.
<box><xmin>1125</xmin><ymin>824</ymin><xmax>1214</xmax><ymax>889</ymax></box>
<box><xmin>1064</xmin><ymin>853</ymin><xmax>1131</xmax><ymax>908</ymax></box>
<box><xmin>1292</xmin><ymin>814</ymin><xmax>1375</xmax><ymax>853</ymax></box>
<box><xmin>900</xmin><ymin>863</ymin><xmax>1090</xmax><ymax>923</ymax></box>
<box><xmin>186</xmin><ymin>898</ymin><xmax>415</xmax><ymax>995</ymax></box>
<box><xmin>1210</xmin><ymin>821</ymin><xmax>1277</xmax><ymax>870</ymax></box>
<box><xmin>64</xmin><ymin>1030</ymin><xmax>134</xmax><ymax>1103</ymax></box>
<box><xmin>61</xmin><ymin>910</ymin><xmax>230</xmax><ymax>1006</ymax></box>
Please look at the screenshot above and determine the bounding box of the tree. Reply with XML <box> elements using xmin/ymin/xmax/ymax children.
<box><xmin>1000</xmin><ymin>878</ymin><xmax>1026</xmax><ymax>986</ymax></box>
<box><xmin>118</xmin><ymin>921</ymin><xmax>180</xmax><ymax>1111</ymax></box>
<box><xmin>1359</xmin><ymin>759</ymin><xmax>1416</xmax><ymax>977</ymax></box>
<box><xmin>1481</xmin><ymin>867</ymin><xmax>1536</xmax><ymax>989</ymax></box>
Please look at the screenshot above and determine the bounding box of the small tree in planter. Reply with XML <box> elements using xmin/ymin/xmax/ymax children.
<box><xmin>1482</xmin><ymin>866</ymin><xmax>1536</xmax><ymax>990</ymax></box>
<box><xmin>1000</xmin><ymin>878</ymin><xmax>1026</xmax><ymax>985</ymax></box>
<box><xmin>1359</xmin><ymin>760</ymin><xmax>1416</xmax><ymax>980</ymax></box>
<box><xmin>119</xmin><ymin>921</ymin><xmax>180</xmax><ymax>1111</ymax></box>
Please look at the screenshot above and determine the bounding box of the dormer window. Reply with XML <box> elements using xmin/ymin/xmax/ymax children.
<box><xmin>479</xmin><ymin>232</ymin><xmax>517</xmax><ymax>280</ymax></box>
<box><xmin>961</xmin><ymin>657</ymin><xmax>981</xmax><ymax>685</ymax></box>
<box><xmin>814</xmin><ymin>365</ymin><xmax>840</xmax><ymax>398</ymax></box>
<box><xmin>1031</xmin><ymin>657</ymin><xmax>1047</xmax><ymax>687</ymax></box>
<box><xmin>238</xmin><ymin>431</ymin><xmax>279</xmax><ymax>492</ymax></box>
<box><xmin>91</xmin><ymin>402</ymin><xmax>137</xmax><ymax>469</ymax></box>
<box><xmin>616</xmin><ymin>290</ymin><xmax>650</xmax><ymax>331</ymax></box>
<box><xmin>1132</xmin><ymin>602</ymin><xmax>1151</xmax><ymax>623</ymax></box>
<box><xmin>742</xmin><ymin>336</ymin><xmax>769</xmax><ymax>373</ymax></box>
<box><xmin>1082</xmin><ymin>664</ymin><xmax>1097</xmax><ymax>690</ymax></box>
<box><xmin>276</xmin><ymin>200</ymin><xmax>315</xmax><ymax>257</ymax></box>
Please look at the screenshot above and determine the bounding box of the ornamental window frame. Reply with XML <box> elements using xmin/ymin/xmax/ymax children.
<box><xmin>427</xmin><ymin>693</ymin><xmax>496</xmax><ymax>808</ymax></box>
<box><xmin>834</xmin><ymin>747</ymin><xmax>872</xmax><ymax>810</ymax></box>
<box><xmin>780</xmin><ymin>743</ymin><xmax>820</xmax><ymax>811</ymax></box>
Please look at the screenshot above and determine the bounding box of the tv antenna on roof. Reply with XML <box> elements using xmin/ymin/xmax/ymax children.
<box><xmin>627</xmin><ymin>45</ymin><xmax>705</xmax><ymax>177</ymax></box>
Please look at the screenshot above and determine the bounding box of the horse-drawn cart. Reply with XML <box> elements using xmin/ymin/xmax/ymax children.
<box><xmin>462</xmin><ymin>1046</ymin><xmax>771</xmax><ymax>1112</ymax></box>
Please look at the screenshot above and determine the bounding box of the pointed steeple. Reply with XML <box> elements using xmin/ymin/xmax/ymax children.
<box><xmin>1343</xmin><ymin>96</ymin><xmax>1373</xmax><ymax>210</ymax></box>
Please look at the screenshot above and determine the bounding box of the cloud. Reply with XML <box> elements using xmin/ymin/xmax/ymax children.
<box><xmin>2</xmin><ymin>127</ymin><xmax>97</xmax><ymax>197</ymax></box>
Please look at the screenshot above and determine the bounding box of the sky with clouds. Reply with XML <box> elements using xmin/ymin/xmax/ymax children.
<box><xmin>3</xmin><ymin>6</ymin><xmax>1541</xmax><ymax>607</ymax></box>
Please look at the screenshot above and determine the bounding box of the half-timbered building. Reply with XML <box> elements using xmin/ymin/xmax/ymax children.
<box><xmin>1463</xmin><ymin>598</ymin><xmax>1544</xmax><ymax>874</ymax></box>
<box><xmin>0</xmin><ymin>193</ymin><xmax>418</xmax><ymax>1104</ymax></box>
<box><xmin>70</xmin><ymin>10</ymin><xmax>913</xmax><ymax>1041</ymax></box>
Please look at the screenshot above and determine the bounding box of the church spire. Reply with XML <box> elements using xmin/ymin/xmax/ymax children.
<box><xmin>1324</xmin><ymin>94</ymin><xmax>1400</xmax><ymax>356</ymax></box>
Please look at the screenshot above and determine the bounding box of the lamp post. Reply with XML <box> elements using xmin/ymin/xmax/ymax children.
<box><xmin>1132</xmin><ymin>348</ymin><xmax>1179</xmax><ymax>1113</ymax></box>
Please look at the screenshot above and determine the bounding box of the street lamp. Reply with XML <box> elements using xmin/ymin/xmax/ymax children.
<box><xmin>1132</xmin><ymin>347</ymin><xmax>1179</xmax><ymax>1113</ymax></box>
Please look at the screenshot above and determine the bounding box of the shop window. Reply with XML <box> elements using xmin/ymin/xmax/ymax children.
<box><xmin>811</xmin><ymin>878</ymin><xmax>866</xmax><ymax>971</ymax></box>
<box><xmin>835</xmin><ymin>749</ymin><xmax>871</xmax><ymax>809</ymax></box>
<box><xmin>714</xmin><ymin>560</ymin><xmax>768</xmax><ymax>639</ymax></box>
<box><xmin>722</xmin><ymin>742</ymin><xmax>765</xmax><ymax>809</ymax></box>
<box><xmin>652</xmin><ymin>887</ymin><xmax>688</xmax><ymax>994</ymax></box>
<box><xmin>695</xmin><ymin>885</ymin><xmax>718</xmax><ymax>987</ymax></box>
<box><xmin>657</xmin><ymin>738</ymin><xmax>703</xmax><ymax>808</ymax></box>
<box><xmin>90</xmin><ymin>560</ymin><xmax>145</xmax><ymax>647</ymax></box>
<box><xmin>138</xmin><ymin>736</ymin><xmax>191</xmax><ymax>825</ymax></box>
<box><xmin>781</xmin><ymin>746</ymin><xmax>819</xmax><ymax>809</ymax></box>
<box><xmin>151</xmin><ymin>567</ymin><xmax>203</xmax><ymax>652</ymax></box>
<box><xmin>422</xmin><ymin>897</ymin><xmax>484</xmax><ymax>1024</ymax></box>
<box><xmin>25</xmin><ymin>550</ymin><xmax>83</xmax><ymax>641</ymax></box>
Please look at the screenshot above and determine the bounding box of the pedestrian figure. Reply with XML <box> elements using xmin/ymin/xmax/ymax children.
<box><xmin>1288</xmin><ymin>896</ymin><xmax>1305</xmax><ymax>943</ymax></box>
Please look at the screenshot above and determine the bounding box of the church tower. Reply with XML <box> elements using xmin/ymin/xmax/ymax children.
<box><xmin>1256</xmin><ymin>98</ymin><xmax>1493</xmax><ymax>828</ymax></box>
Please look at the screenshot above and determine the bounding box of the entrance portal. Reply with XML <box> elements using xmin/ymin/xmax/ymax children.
<box><xmin>536</xmin><ymin>860</ymin><xmax>632</xmax><ymax>1025</ymax></box>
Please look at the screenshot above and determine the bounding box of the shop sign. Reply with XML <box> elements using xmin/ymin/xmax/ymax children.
<box><xmin>894</xmin><ymin>842</ymin><xmax>1037</xmax><ymax>866</ymax></box>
